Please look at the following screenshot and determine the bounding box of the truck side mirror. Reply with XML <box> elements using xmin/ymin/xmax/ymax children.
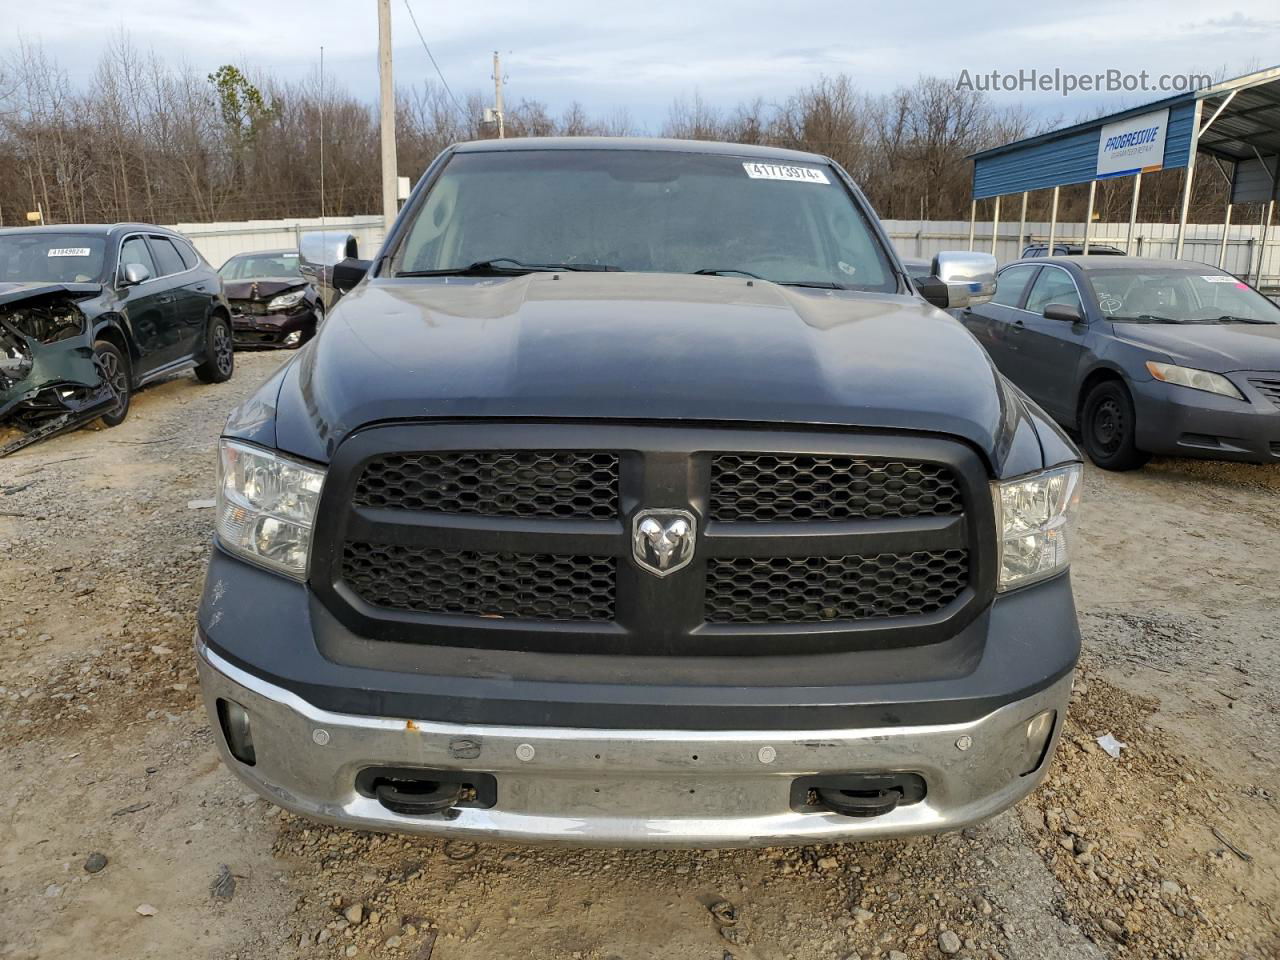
<box><xmin>332</xmin><ymin>258</ymin><xmax>371</xmax><ymax>293</ymax></box>
<box><xmin>915</xmin><ymin>251</ymin><xmax>997</xmax><ymax>310</ymax></box>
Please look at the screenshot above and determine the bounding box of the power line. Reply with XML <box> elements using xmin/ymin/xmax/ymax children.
<box><xmin>401</xmin><ymin>0</ymin><xmax>467</xmax><ymax>120</ymax></box>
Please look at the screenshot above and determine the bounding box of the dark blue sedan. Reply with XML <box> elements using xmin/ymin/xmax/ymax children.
<box><xmin>957</xmin><ymin>257</ymin><xmax>1280</xmax><ymax>469</ymax></box>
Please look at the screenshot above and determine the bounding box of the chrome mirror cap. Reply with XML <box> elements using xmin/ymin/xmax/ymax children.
<box><xmin>932</xmin><ymin>251</ymin><xmax>997</xmax><ymax>309</ymax></box>
<box><xmin>122</xmin><ymin>263</ymin><xmax>151</xmax><ymax>285</ymax></box>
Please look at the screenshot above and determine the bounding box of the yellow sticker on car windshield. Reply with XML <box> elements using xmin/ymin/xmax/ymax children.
<box><xmin>742</xmin><ymin>162</ymin><xmax>830</xmax><ymax>184</ymax></box>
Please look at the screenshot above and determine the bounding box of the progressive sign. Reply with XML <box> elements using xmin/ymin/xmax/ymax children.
<box><xmin>1096</xmin><ymin>108</ymin><xmax>1169</xmax><ymax>178</ymax></box>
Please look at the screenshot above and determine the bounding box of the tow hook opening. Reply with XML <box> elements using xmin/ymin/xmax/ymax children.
<box><xmin>355</xmin><ymin>766</ymin><xmax>497</xmax><ymax>817</ymax></box>
<box><xmin>790</xmin><ymin>773</ymin><xmax>927</xmax><ymax>819</ymax></box>
<box><xmin>215</xmin><ymin>698</ymin><xmax>257</xmax><ymax>767</ymax></box>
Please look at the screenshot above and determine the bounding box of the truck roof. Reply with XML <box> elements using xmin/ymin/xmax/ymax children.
<box><xmin>451</xmin><ymin>136</ymin><xmax>830</xmax><ymax>165</ymax></box>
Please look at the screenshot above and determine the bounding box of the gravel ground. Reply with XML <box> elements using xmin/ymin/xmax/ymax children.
<box><xmin>1</xmin><ymin>350</ymin><xmax>1277</xmax><ymax>960</ymax></box>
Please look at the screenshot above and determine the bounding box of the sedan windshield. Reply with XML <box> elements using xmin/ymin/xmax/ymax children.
<box><xmin>389</xmin><ymin>149</ymin><xmax>897</xmax><ymax>292</ymax></box>
<box><xmin>0</xmin><ymin>233</ymin><xmax>107</xmax><ymax>284</ymax></box>
<box><xmin>220</xmin><ymin>252</ymin><xmax>303</xmax><ymax>280</ymax></box>
<box><xmin>1090</xmin><ymin>268</ymin><xmax>1280</xmax><ymax>324</ymax></box>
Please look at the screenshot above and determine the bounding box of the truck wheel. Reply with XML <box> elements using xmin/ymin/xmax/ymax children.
<box><xmin>94</xmin><ymin>340</ymin><xmax>132</xmax><ymax>427</ymax></box>
<box><xmin>195</xmin><ymin>313</ymin><xmax>235</xmax><ymax>383</ymax></box>
<box><xmin>1081</xmin><ymin>380</ymin><xmax>1149</xmax><ymax>471</ymax></box>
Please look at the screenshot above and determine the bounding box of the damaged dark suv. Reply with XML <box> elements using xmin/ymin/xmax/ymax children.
<box><xmin>197</xmin><ymin>139</ymin><xmax>1082</xmax><ymax>847</ymax></box>
<box><xmin>0</xmin><ymin>224</ymin><xmax>235</xmax><ymax>456</ymax></box>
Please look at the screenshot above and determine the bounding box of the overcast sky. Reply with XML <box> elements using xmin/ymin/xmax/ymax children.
<box><xmin>14</xmin><ymin>0</ymin><xmax>1280</xmax><ymax>129</ymax></box>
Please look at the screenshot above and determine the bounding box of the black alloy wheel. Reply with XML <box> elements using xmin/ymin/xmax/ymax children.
<box><xmin>195</xmin><ymin>314</ymin><xmax>236</xmax><ymax>383</ymax></box>
<box><xmin>94</xmin><ymin>340</ymin><xmax>132</xmax><ymax>427</ymax></box>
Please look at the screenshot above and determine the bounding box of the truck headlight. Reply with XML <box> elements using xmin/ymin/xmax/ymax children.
<box><xmin>994</xmin><ymin>464</ymin><xmax>1082</xmax><ymax>591</ymax></box>
<box><xmin>216</xmin><ymin>439</ymin><xmax>325</xmax><ymax>579</ymax></box>
<box><xmin>1145</xmin><ymin>361</ymin><xmax>1244</xmax><ymax>400</ymax></box>
<box><xmin>267</xmin><ymin>290</ymin><xmax>306</xmax><ymax>311</ymax></box>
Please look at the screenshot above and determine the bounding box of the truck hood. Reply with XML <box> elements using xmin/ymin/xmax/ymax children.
<box><xmin>1111</xmin><ymin>320</ymin><xmax>1280</xmax><ymax>372</ymax></box>
<box><xmin>259</xmin><ymin>272</ymin><xmax>1057</xmax><ymax>476</ymax></box>
<box><xmin>0</xmin><ymin>281</ymin><xmax>102</xmax><ymax>307</ymax></box>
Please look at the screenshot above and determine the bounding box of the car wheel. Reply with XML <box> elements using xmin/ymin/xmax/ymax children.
<box><xmin>94</xmin><ymin>340</ymin><xmax>132</xmax><ymax>427</ymax></box>
<box><xmin>1081</xmin><ymin>380</ymin><xmax>1150</xmax><ymax>471</ymax></box>
<box><xmin>194</xmin><ymin>313</ymin><xmax>235</xmax><ymax>383</ymax></box>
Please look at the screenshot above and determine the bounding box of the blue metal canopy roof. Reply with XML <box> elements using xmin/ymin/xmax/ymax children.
<box><xmin>970</xmin><ymin>67</ymin><xmax>1280</xmax><ymax>200</ymax></box>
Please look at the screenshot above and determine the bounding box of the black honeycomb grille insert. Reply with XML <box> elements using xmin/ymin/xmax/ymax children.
<box><xmin>1248</xmin><ymin>378</ymin><xmax>1280</xmax><ymax>408</ymax></box>
<box><xmin>353</xmin><ymin>451</ymin><xmax>619</xmax><ymax>519</ymax></box>
<box><xmin>705</xmin><ymin>550</ymin><xmax>969</xmax><ymax>624</ymax></box>
<box><xmin>341</xmin><ymin>542</ymin><xmax>616</xmax><ymax>621</ymax></box>
<box><xmin>710</xmin><ymin>454</ymin><xmax>962</xmax><ymax>522</ymax></box>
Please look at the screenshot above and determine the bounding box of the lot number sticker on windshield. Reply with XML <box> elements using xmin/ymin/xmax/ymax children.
<box><xmin>742</xmin><ymin>162</ymin><xmax>830</xmax><ymax>184</ymax></box>
<box><xmin>47</xmin><ymin>248</ymin><xmax>92</xmax><ymax>257</ymax></box>
<box><xmin>1200</xmin><ymin>275</ymin><xmax>1236</xmax><ymax>283</ymax></box>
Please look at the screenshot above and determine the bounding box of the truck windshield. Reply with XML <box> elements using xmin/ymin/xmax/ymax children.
<box><xmin>0</xmin><ymin>233</ymin><xmax>108</xmax><ymax>284</ymax></box>
<box><xmin>390</xmin><ymin>149</ymin><xmax>898</xmax><ymax>292</ymax></box>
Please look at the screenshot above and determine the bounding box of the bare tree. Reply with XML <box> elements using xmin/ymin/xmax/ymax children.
<box><xmin>0</xmin><ymin>41</ymin><xmax>1233</xmax><ymax>228</ymax></box>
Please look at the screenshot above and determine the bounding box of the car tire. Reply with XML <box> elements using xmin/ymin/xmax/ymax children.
<box><xmin>94</xmin><ymin>340</ymin><xmax>132</xmax><ymax>427</ymax></box>
<box><xmin>194</xmin><ymin>313</ymin><xmax>235</xmax><ymax>383</ymax></box>
<box><xmin>1081</xmin><ymin>380</ymin><xmax>1149</xmax><ymax>471</ymax></box>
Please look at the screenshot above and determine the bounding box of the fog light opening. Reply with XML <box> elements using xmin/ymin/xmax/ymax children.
<box><xmin>217</xmin><ymin>697</ymin><xmax>257</xmax><ymax>766</ymax></box>
<box><xmin>283</xmin><ymin>330</ymin><xmax>302</xmax><ymax>346</ymax></box>
<box><xmin>1020</xmin><ymin>709</ymin><xmax>1056</xmax><ymax>776</ymax></box>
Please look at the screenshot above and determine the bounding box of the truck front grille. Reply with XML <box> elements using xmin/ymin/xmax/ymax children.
<box><xmin>705</xmin><ymin>550</ymin><xmax>969</xmax><ymax>623</ymax></box>
<box><xmin>710</xmin><ymin>454</ymin><xmax>962</xmax><ymax>521</ymax></box>
<box><xmin>314</xmin><ymin>425</ymin><xmax>993</xmax><ymax>655</ymax></box>
<box><xmin>354</xmin><ymin>451</ymin><xmax>619</xmax><ymax>519</ymax></box>
<box><xmin>340</xmin><ymin>541</ymin><xmax>616</xmax><ymax>621</ymax></box>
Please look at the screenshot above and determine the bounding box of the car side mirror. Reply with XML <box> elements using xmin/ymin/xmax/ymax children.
<box><xmin>121</xmin><ymin>263</ymin><xmax>151</xmax><ymax>286</ymax></box>
<box><xmin>332</xmin><ymin>258</ymin><xmax>372</xmax><ymax>293</ymax></box>
<box><xmin>915</xmin><ymin>251</ymin><xmax>997</xmax><ymax>310</ymax></box>
<box><xmin>1043</xmin><ymin>303</ymin><xmax>1083</xmax><ymax>323</ymax></box>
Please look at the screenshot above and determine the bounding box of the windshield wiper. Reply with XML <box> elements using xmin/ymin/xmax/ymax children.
<box><xmin>1109</xmin><ymin>313</ymin><xmax>1183</xmax><ymax>324</ymax></box>
<box><xmin>690</xmin><ymin>269</ymin><xmax>847</xmax><ymax>290</ymax></box>
<box><xmin>1196</xmin><ymin>314</ymin><xmax>1275</xmax><ymax>325</ymax></box>
<box><xmin>692</xmin><ymin>268</ymin><xmax>766</xmax><ymax>279</ymax></box>
<box><xmin>398</xmin><ymin>258</ymin><xmax>621</xmax><ymax>277</ymax></box>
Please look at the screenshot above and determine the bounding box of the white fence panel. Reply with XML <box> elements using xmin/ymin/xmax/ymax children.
<box><xmin>169</xmin><ymin>216</ymin><xmax>386</xmax><ymax>267</ymax></box>
<box><xmin>883</xmin><ymin>219</ymin><xmax>1279</xmax><ymax>286</ymax></box>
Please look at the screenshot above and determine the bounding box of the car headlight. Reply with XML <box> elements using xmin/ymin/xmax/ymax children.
<box><xmin>1145</xmin><ymin>361</ymin><xmax>1244</xmax><ymax>400</ymax></box>
<box><xmin>994</xmin><ymin>463</ymin><xmax>1082</xmax><ymax>591</ymax></box>
<box><xmin>216</xmin><ymin>439</ymin><xmax>325</xmax><ymax>579</ymax></box>
<box><xmin>267</xmin><ymin>290</ymin><xmax>306</xmax><ymax>311</ymax></box>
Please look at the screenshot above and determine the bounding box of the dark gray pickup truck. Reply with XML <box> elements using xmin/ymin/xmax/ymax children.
<box><xmin>196</xmin><ymin>138</ymin><xmax>1082</xmax><ymax>846</ymax></box>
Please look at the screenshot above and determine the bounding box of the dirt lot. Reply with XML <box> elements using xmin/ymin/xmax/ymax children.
<box><xmin>1</xmin><ymin>350</ymin><xmax>1278</xmax><ymax>960</ymax></box>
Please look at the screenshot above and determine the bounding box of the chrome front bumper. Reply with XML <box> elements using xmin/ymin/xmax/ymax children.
<box><xmin>196</xmin><ymin>638</ymin><xmax>1071</xmax><ymax>847</ymax></box>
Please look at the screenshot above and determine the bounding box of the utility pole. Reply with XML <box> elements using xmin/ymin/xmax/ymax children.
<box><xmin>377</xmin><ymin>0</ymin><xmax>398</xmax><ymax>231</ymax></box>
<box><xmin>492</xmin><ymin>51</ymin><xmax>505</xmax><ymax>139</ymax></box>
